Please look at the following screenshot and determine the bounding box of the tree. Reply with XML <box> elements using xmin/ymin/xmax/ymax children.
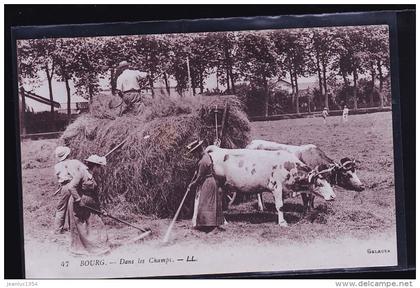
<box><xmin>53</xmin><ymin>38</ymin><xmax>79</xmax><ymax>123</ymax></box>
<box><xmin>272</xmin><ymin>29</ymin><xmax>310</xmax><ymax>113</ymax></box>
<box><xmin>333</xmin><ymin>27</ymin><xmax>366</xmax><ymax>109</ymax></box>
<box><xmin>237</xmin><ymin>32</ymin><xmax>277</xmax><ymax>116</ymax></box>
<box><xmin>360</xmin><ymin>26</ymin><xmax>390</xmax><ymax>107</ymax></box>
<box><xmin>166</xmin><ymin>34</ymin><xmax>191</xmax><ymax>96</ymax></box>
<box><xmin>156</xmin><ymin>36</ymin><xmax>174</xmax><ymax>96</ymax></box>
<box><xmin>100</xmin><ymin>36</ymin><xmax>137</xmax><ymax>94</ymax></box>
<box><xmin>186</xmin><ymin>33</ymin><xmax>218</xmax><ymax>95</ymax></box>
<box><xmin>17</xmin><ymin>38</ymin><xmax>58</xmax><ymax>126</ymax></box>
<box><xmin>71</xmin><ymin>37</ymin><xmax>107</xmax><ymax>105</ymax></box>
<box><xmin>308</xmin><ymin>28</ymin><xmax>335</xmax><ymax>109</ymax></box>
<box><xmin>209</xmin><ymin>32</ymin><xmax>238</xmax><ymax>94</ymax></box>
<box><xmin>133</xmin><ymin>35</ymin><xmax>160</xmax><ymax>97</ymax></box>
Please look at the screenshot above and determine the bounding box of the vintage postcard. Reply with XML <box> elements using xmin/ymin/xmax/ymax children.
<box><xmin>15</xmin><ymin>16</ymin><xmax>400</xmax><ymax>278</ymax></box>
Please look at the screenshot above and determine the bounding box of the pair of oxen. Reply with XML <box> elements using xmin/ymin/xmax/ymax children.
<box><xmin>197</xmin><ymin>140</ymin><xmax>365</xmax><ymax>227</ymax></box>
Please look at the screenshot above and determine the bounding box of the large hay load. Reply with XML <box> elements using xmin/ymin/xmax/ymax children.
<box><xmin>61</xmin><ymin>93</ymin><xmax>251</xmax><ymax>219</ymax></box>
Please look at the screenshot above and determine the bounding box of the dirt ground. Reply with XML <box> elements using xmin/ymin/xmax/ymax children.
<box><xmin>20</xmin><ymin>112</ymin><xmax>397</xmax><ymax>277</ymax></box>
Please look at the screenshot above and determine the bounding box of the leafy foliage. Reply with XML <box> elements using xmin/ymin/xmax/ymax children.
<box><xmin>16</xmin><ymin>25</ymin><xmax>391</xmax><ymax>120</ymax></box>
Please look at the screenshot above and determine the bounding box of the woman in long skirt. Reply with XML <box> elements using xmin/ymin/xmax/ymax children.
<box><xmin>187</xmin><ymin>140</ymin><xmax>224</xmax><ymax>230</ymax></box>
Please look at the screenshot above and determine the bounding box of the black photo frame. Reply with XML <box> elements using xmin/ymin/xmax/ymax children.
<box><xmin>5</xmin><ymin>5</ymin><xmax>415</xmax><ymax>279</ymax></box>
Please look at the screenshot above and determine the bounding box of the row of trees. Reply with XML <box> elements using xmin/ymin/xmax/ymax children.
<box><xmin>17</xmin><ymin>25</ymin><xmax>391</xmax><ymax>120</ymax></box>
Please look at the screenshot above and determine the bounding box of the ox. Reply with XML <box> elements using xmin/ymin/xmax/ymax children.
<box><xmin>199</xmin><ymin>145</ymin><xmax>336</xmax><ymax>226</ymax></box>
<box><xmin>246</xmin><ymin>139</ymin><xmax>364</xmax><ymax>211</ymax></box>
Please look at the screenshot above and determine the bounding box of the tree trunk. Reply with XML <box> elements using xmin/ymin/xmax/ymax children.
<box><xmin>176</xmin><ymin>84</ymin><xmax>183</xmax><ymax>97</ymax></box>
<box><xmin>88</xmin><ymin>84</ymin><xmax>94</xmax><ymax>113</ymax></box>
<box><xmin>294</xmin><ymin>72</ymin><xmax>299</xmax><ymax>114</ymax></box>
<box><xmin>316</xmin><ymin>49</ymin><xmax>323</xmax><ymax>95</ymax></box>
<box><xmin>163</xmin><ymin>72</ymin><xmax>170</xmax><ymax>96</ymax></box>
<box><xmin>64</xmin><ymin>76</ymin><xmax>72</xmax><ymax>124</ymax></box>
<box><xmin>216</xmin><ymin>68</ymin><xmax>219</xmax><ymax>92</ymax></box>
<box><xmin>322</xmin><ymin>60</ymin><xmax>328</xmax><ymax>109</ymax></box>
<box><xmin>225</xmin><ymin>68</ymin><xmax>230</xmax><ymax>93</ymax></box>
<box><xmin>308</xmin><ymin>96</ymin><xmax>311</xmax><ymax>113</ymax></box>
<box><xmin>45</xmin><ymin>67</ymin><xmax>55</xmax><ymax>130</ymax></box>
<box><xmin>229</xmin><ymin>67</ymin><xmax>235</xmax><ymax>94</ymax></box>
<box><xmin>199</xmin><ymin>71</ymin><xmax>204</xmax><ymax>94</ymax></box>
<box><xmin>377</xmin><ymin>60</ymin><xmax>384</xmax><ymax>91</ymax></box>
<box><xmin>113</xmin><ymin>67</ymin><xmax>124</xmax><ymax>95</ymax></box>
<box><xmin>289</xmin><ymin>70</ymin><xmax>295</xmax><ymax>106</ymax></box>
<box><xmin>338</xmin><ymin>69</ymin><xmax>349</xmax><ymax>106</ymax></box>
<box><xmin>342</xmin><ymin>70</ymin><xmax>349</xmax><ymax>88</ymax></box>
<box><xmin>370</xmin><ymin>62</ymin><xmax>376</xmax><ymax>107</ymax></box>
<box><xmin>186</xmin><ymin>56</ymin><xmax>193</xmax><ymax>97</ymax></box>
<box><xmin>377</xmin><ymin>60</ymin><xmax>384</xmax><ymax>108</ymax></box>
<box><xmin>191</xmin><ymin>72</ymin><xmax>196</xmax><ymax>96</ymax></box>
<box><xmin>224</xmin><ymin>45</ymin><xmax>231</xmax><ymax>93</ymax></box>
<box><xmin>353</xmin><ymin>68</ymin><xmax>358</xmax><ymax>109</ymax></box>
<box><xmin>263</xmin><ymin>77</ymin><xmax>269</xmax><ymax>117</ymax></box>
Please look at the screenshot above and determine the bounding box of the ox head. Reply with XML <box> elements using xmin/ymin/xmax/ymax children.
<box><xmin>332</xmin><ymin>158</ymin><xmax>364</xmax><ymax>191</ymax></box>
<box><xmin>287</xmin><ymin>163</ymin><xmax>336</xmax><ymax>201</ymax></box>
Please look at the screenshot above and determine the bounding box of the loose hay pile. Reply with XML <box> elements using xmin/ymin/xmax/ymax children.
<box><xmin>61</xmin><ymin>94</ymin><xmax>251</xmax><ymax>219</ymax></box>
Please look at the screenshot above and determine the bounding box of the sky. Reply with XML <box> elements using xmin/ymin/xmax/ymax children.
<box><xmin>22</xmin><ymin>73</ymin><xmax>92</xmax><ymax>113</ymax></box>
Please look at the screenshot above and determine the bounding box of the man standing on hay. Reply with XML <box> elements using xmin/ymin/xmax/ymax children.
<box><xmin>187</xmin><ymin>140</ymin><xmax>225</xmax><ymax>231</ymax></box>
<box><xmin>54</xmin><ymin>150</ymin><xmax>111</xmax><ymax>255</ymax></box>
<box><xmin>115</xmin><ymin>60</ymin><xmax>148</xmax><ymax>116</ymax></box>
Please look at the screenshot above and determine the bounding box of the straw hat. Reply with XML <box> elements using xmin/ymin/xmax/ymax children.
<box><xmin>117</xmin><ymin>60</ymin><xmax>129</xmax><ymax>69</ymax></box>
<box><xmin>186</xmin><ymin>140</ymin><xmax>204</xmax><ymax>153</ymax></box>
<box><xmin>55</xmin><ymin>146</ymin><xmax>71</xmax><ymax>162</ymax></box>
<box><xmin>85</xmin><ymin>154</ymin><xmax>107</xmax><ymax>166</ymax></box>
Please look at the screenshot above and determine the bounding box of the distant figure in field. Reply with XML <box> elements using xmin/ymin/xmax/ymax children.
<box><xmin>322</xmin><ymin>107</ymin><xmax>329</xmax><ymax>124</ymax></box>
<box><xmin>342</xmin><ymin>105</ymin><xmax>349</xmax><ymax>122</ymax></box>
<box><xmin>115</xmin><ymin>60</ymin><xmax>148</xmax><ymax>116</ymax></box>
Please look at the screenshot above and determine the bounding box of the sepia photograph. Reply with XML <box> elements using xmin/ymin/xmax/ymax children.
<box><xmin>15</xmin><ymin>20</ymin><xmax>399</xmax><ymax>278</ymax></box>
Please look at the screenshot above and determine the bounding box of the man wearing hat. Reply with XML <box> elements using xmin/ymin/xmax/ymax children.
<box><xmin>62</xmin><ymin>154</ymin><xmax>110</xmax><ymax>255</ymax></box>
<box><xmin>187</xmin><ymin>140</ymin><xmax>225</xmax><ymax>231</ymax></box>
<box><xmin>53</xmin><ymin>146</ymin><xmax>82</xmax><ymax>234</ymax></box>
<box><xmin>115</xmin><ymin>60</ymin><xmax>148</xmax><ymax>116</ymax></box>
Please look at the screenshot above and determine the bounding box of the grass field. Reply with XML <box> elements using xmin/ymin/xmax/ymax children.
<box><xmin>20</xmin><ymin>112</ymin><xmax>397</xmax><ymax>276</ymax></box>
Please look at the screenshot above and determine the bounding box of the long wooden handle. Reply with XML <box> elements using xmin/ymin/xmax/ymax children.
<box><xmin>220</xmin><ymin>102</ymin><xmax>229</xmax><ymax>142</ymax></box>
<box><xmin>214</xmin><ymin>105</ymin><xmax>218</xmax><ymax>141</ymax></box>
<box><xmin>162</xmin><ymin>175</ymin><xmax>196</xmax><ymax>243</ymax></box>
<box><xmin>53</xmin><ymin>187</ymin><xmax>62</xmax><ymax>196</ymax></box>
<box><xmin>83</xmin><ymin>204</ymin><xmax>150</xmax><ymax>233</ymax></box>
<box><xmin>104</xmin><ymin>138</ymin><xmax>128</xmax><ymax>158</ymax></box>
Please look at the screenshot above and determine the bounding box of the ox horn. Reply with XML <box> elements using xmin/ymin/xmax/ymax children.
<box><xmin>307</xmin><ymin>170</ymin><xmax>319</xmax><ymax>184</ymax></box>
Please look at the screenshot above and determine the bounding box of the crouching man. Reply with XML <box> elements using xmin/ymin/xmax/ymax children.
<box><xmin>187</xmin><ymin>140</ymin><xmax>225</xmax><ymax>232</ymax></box>
<box><xmin>53</xmin><ymin>148</ymin><xmax>111</xmax><ymax>255</ymax></box>
<box><xmin>67</xmin><ymin>154</ymin><xmax>111</xmax><ymax>255</ymax></box>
